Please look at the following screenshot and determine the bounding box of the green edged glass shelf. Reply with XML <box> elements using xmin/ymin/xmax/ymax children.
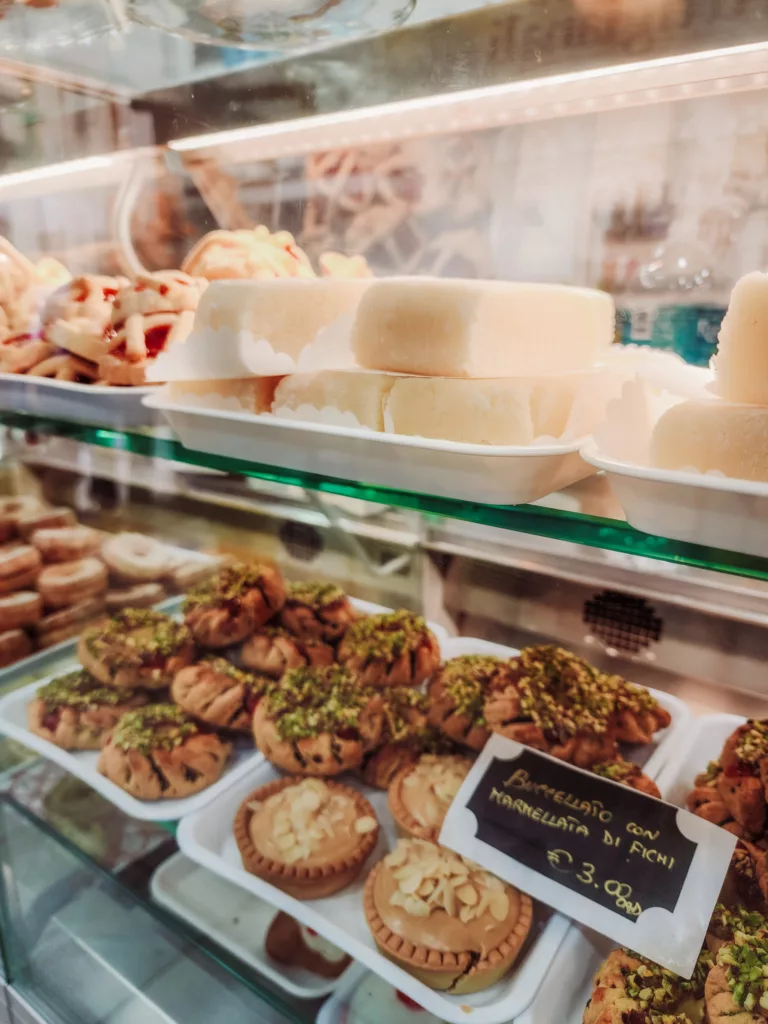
<box><xmin>5</xmin><ymin>410</ymin><xmax>768</xmax><ymax>584</ymax></box>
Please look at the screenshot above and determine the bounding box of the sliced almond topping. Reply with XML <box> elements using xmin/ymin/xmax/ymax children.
<box><xmin>443</xmin><ymin>881</ymin><xmax>457</xmax><ymax>917</ymax></box>
<box><xmin>276</xmin><ymin>833</ymin><xmax>296</xmax><ymax>850</ymax></box>
<box><xmin>459</xmin><ymin>904</ymin><xmax>475</xmax><ymax>924</ymax></box>
<box><xmin>456</xmin><ymin>884</ymin><xmax>478</xmax><ymax>906</ymax></box>
<box><xmin>490</xmin><ymin>891</ymin><xmax>510</xmax><ymax>921</ymax></box>
<box><xmin>399</xmin><ymin>872</ymin><xmax>423</xmax><ymax>895</ymax></box>
<box><xmin>418</xmin><ymin>879</ymin><xmax>436</xmax><ymax>898</ymax></box>
<box><xmin>385</xmin><ymin>845</ymin><xmax>407</xmax><ymax>868</ymax></box>
<box><xmin>389</xmin><ymin>890</ymin><xmax>407</xmax><ymax>908</ymax></box>
<box><xmin>404</xmin><ymin>896</ymin><xmax>430</xmax><ymax>918</ymax></box>
<box><xmin>354</xmin><ymin>815</ymin><xmax>378</xmax><ymax>834</ymax></box>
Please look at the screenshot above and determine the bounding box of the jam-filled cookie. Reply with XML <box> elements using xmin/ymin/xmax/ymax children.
<box><xmin>252</xmin><ymin>665</ymin><xmax>385</xmax><ymax>775</ymax></box>
<box><xmin>278</xmin><ymin>581</ymin><xmax>357</xmax><ymax>644</ymax></box>
<box><xmin>27</xmin><ymin>669</ymin><xmax>147</xmax><ymax>750</ymax></box>
<box><xmin>337</xmin><ymin>610</ymin><xmax>440</xmax><ymax>688</ymax></box>
<box><xmin>172</xmin><ymin>656</ymin><xmax>271</xmax><ymax>732</ymax></box>
<box><xmin>79</xmin><ymin>609</ymin><xmax>195</xmax><ymax>690</ymax></box>
<box><xmin>183</xmin><ymin>562</ymin><xmax>286</xmax><ymax>648</ymax></box>
<box><xmin>240</xmin><ymin>625</ymin><xmax>334</xmax><ymax>679</ymax></box>
<box><xmin>97</xmin><ymin>704</ymin><xmax>231</xmax><ymax>800</ymax></box>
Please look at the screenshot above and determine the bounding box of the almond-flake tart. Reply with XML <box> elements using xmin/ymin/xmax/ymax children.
<box><xmin>252</xmin><ymin>665</ymin><xmax>385</xmax><ymax>775</ymax></box>
<box><xmin>427</xmin><ymin>655</ymin><xmax>521</xmax><ymax>752</ymax></box>
<box><xmin>278</xmin><ymin>581</ymin><xmax>358</xmax><ymax>644</ymax></box>
<box><xmin>97</xmin><ymin>704</ymin><xmax>231</xmax><ymax>800</ymax></box>
<box><xmin>27</xmin><ymin>669</ymin><xmax>148</xmax><ymax>750</ymax></box>
<box><xmin>388</xmin><ymin>754</ymin><xmax>473</xmax><ymax>843</ymax></box>
<box><xmin>337</xmin><ymin>611</ymin><xmax>441</xmax><ymax>688</ymax></box>
<box><xmin>364</xmin><ymin>839</ymin><xmax>532</xmax><ymax>994</ymax></box>
<box><xmin>79</xmin><ymin>609</ymin><xmax>196</xmax><ymax>690</ymax></box>
<box><xmin>239</xmin><ymin>625</ymin><xmax>334</xmax><ymax>679</ymax></box>
<box><xmin>233</xmin><ymin>776</ymin><xmax>379</xmax><ymax>899</ymax></box>
<box><xmin>171</xmin><ymin>657</ymin><xmax>271</xmax><ymax>732</ymax></box>
<box><xmin>183</xmin><ymin>562</ymin><xmax>286</xmax><ymax>648</ymax></box>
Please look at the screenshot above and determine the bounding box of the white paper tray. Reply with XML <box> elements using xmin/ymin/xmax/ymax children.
<box><xmin>144</xmin><ymin>393</ymin><xmax>595</xmax><ymax>507</ymax></box>
<box><xmin>0</xmin><ymin>375</ymin><xmax>162</xmax><ymax>428</ymax></box>
<box><xmin>517</xmin><ymin>712</ymin><xmax>744</xmax><ymax>1024</ymax></box>
<box><xmin>316</xmin><ymin>963</ymin><xmax>446</xmax><ymax>1024</ymax></box>
<box><xmin>176</xmin><ymin>636</ymin><xmax>687</xmax><ymax>1024</ymax></box>
<box><xmin>151</xmin><ymin>853</ymin><xmax>349</xmax><ymax>999</ymax></box>
<box><xmin>581</xmin><ymin>439</ymin><xmax>768</xmax><ymax>561</ymax></box>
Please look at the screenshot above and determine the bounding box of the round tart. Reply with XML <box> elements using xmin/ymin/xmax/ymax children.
<box><xmin>364</xmin><ymin>839</ymin><xmax>532</xmax><ymax>994</ymax></box>
<box><xmin>183</xmin><ymin>562</ymin><xmax>286</xmax><ymax>648</ymax></box>
<box><xmin>428</xmin><ymin>655</ymin><xmax>519</xmax><ymax>751</ymax></box>
<box><xmin>252</xmin><ymin>665</ymin><xmax>385</xmax><ymax>776</ymax></box>
<box><xmin>234</xmin><ymin>776</ymin><xmax>379</xmax><ymax>899</ymax></box>
<box><xmin>27</xmin><ymin>669</ymin><xmax>147</xmax><ymax>750</ymax></box>
<box><xmin>172</xmin><ymin>656</ymin><xmax>271</xmax><ymax>732</ymax></box>
<box><xmin>278</xmin><ymin>581</ymin><xmax>357</xmax><ymax>644</ymax></box>
<box><xmin>590</xmin><ymin>758</ymin><xmax>661</xmax><ymax>799</ymax></box>
<box><xmin>337</xmin><ymin>611</ymin><xmax>441</xmax><ymax>688</ymax></box>
<box><xmin>79</xmin><ymin>609</ymin><xmax>195</xmax><ymax>690</ymax></box>
<box><xmin>240</xmin><ymin>625</ymin><xmax>335</xmax><ymax>679</ymax></box>
<box><xmin>97</xmin><ymin>704</ymin><xmax>231</xmax><ymax>800</ymax></box>
<box><xmin>388</xmin><ymin>754</ymin><xmax>472</xmax><ymax>842</ymax></box>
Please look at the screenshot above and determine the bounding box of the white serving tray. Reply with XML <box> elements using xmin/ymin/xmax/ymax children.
<box><xmin>316</xmin><ymin>962</ymin><xmax>446</xmax><ymax>1024</ymax></box>
<box><xmin>176</xmin><ymin>636</ymin><xmax>687</xmax><ymax>1024</ymax></box>
<box><xmin>144</xmin><ymin>393</ymin><xmax>595</xmax><ymax>507</ymax></box>
<box><xmin>151</xmin><ymin>853</ymin><xmax>349</xmax><ymax>999</ymax></box>
<box><xmin>517</xmin><ymin>712</ymin><xmax>745</xmax><ymax>1024</ymax></box>
<box><xmin>0</xmin><ymin>375</ymin><xmax>162</xmax><ymax>428</ymax></box>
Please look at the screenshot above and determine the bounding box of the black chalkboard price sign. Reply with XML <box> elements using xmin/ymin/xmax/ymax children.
<box><xmin>439</xmin><ymin>735</ymin><xmax>738</xmax><ymax>977</ymax></box>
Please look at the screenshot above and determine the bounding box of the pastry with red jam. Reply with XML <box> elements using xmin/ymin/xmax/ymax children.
<box><xmin>240</xmin><ymin>625</ymin><xmax>334</xmax><ymax>679</ymax></box>
<box><xmin>337</xmin><ymin>610</ymin><xmax>440</xmax><ymax>688</ymax></box>
<box><xmin>278</xmin><ymin>581</ymin><xmax>357</xmax><ymax>644</ymax></box>
<box><xmin>41</xmin><ymin>274</ymin><xmax>126</xmax><ymax>367</ymax></box>
<box><xmin>252</xmin><ymin>664</ymin><xmax>385</xmax><ymax>776</ymax></box>
<box><xmin>183</xmin><ymin>562</ymin><xmax>286</xmax><ymax>649</ymax></box>
<box><xmin>79</xmin><ymin>608</ymin><xmax>195</xmax><ymax>690</ymax></box>
<box><xmin>27</xmin><ymin>669</ymin><xmax>147</xmax><ymax>750</ymax></box>
<box><xmin>716</xmin><ymin>721</ymin><xmax>768</xmax><ymax>837</ymax></box>
<box><xmin>171</xmin><ymin>656</ymin><xmax>271</xmax><ymax>732</ymax></box>
<box><xmin>98</xmin><ymin>704</ymin><xmax>231</xmax><ymax>800</ymax></box>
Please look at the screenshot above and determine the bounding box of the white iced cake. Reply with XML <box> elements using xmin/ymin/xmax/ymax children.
<box><xmin>167</xmin><ymin>377</ymin><xmax>283</xmax><ymax>413</ymax></box>
<box><xmin>272</xmin><ymin>370</ymin><xmax>395</xmax><ymax>431</ymax></box>
<box><xmin>351</xmin><ymin>277</ymin><xmax>614</xmax><ymax>378</ymax></box>
<box><xmin>715</xmin><ymin>271</ymin><xmax>768</xmax><ymax>405</ymax></box>
<box><xmin>147</xmin><ymin>277</ymin><xmax>371</xmax><ymax>381</ymax></box>
<box><xmin>650</xmin><ymin>398</ymin><xmax>768</xmax><ymax>482</ymax></box>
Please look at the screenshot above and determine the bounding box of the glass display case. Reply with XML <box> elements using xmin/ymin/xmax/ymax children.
<box><xmin>0</xmin><ymin>3</ymin><xmax>768</xmax><ymax>1023</ymax></box>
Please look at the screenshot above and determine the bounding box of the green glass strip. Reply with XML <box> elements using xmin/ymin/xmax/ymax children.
<box><xmin>6</xmin><ymin>411</ymin><xmax>768</xmax><ymax>583</ymax></box>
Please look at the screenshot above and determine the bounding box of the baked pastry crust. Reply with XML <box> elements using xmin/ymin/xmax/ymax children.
<box><xmin>388</xmin><ymin>754</ymin><xmax>472</xmax><ymax>842</ymax></box>
<box><xmin>172</xmin><ymin>656</ymin><xmax>271</xmax><ymax>732</ymax></box>
<box><xmin>183</xmin><ymin>562</ymin><xmax>286</xmax><ymax>648</ymax></box>
<box><xmin>27</xmin><ymin>669</ymin><xmax>147</xmax><ymax>750</ymax></box>
<box><xmin>79</xmin><ymin>608</ymin><xmax>195</xmax><ymax>689</ymax></box>
<box><xmin>97</xmin><ymin>704</ymin><xmax>231</xmax><ymax>800</ymax></box>
<box><xmin>240</xmin><ymin>625</ymin><xmax>334</xmax><ymax>679</ymax></box>
<box><xmin>233</xmin><ymin>776</ymin><xmax>379</xmax><ymax>899</ymax></box>
<box><xmin>428</xmin><ymin>655</ymin><xmax>519</xmax><ymax>752</ymax></box>
<box><xmin>337</xmin><ymin>610</ymin><xmax>440</xmax><ymax>688</ymax></box>
<box><xmin>364</xmin><ymin>839</ymin><xmax>532</xmax><ymax>994</ymax></box>
<box><xmin>252</xmin><ymin>665</ymin><xmax>385</xmax><ymax>775</ymax></box>
<box><xmin>279</xmin><ymin>581</ymin><xmax>357</xmax><ymax>644</ymax></box>
<box><xmin>590</xmin><ymin>758</ymin><xmax>661</xmax><ymax>799</ymax></box>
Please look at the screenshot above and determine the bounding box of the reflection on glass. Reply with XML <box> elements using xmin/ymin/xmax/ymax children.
<box><xmin>0</xmin><ymin>0</ymin><xmax>125</xmax><ymax>53</ymax></box>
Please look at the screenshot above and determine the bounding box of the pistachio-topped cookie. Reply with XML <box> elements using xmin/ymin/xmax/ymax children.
<box><xmin>708</xmin><ymin>932</ymin><xmax>768</xmax><ymax>1021</ymax></box>
<box><xmin>707</xmin><ymin>902</ymin><xmax>768</xmax><ymax>956</ymax></box>
<box><xmin>79</xmin><ymin>609</ymin><xmax>196</xmax><ymax>690</ymax></box>
<box><xmin>428</xmin><ymin>654</ymin><xmax>521</xmax><ymax>751</ymax></box>
<box><xmin>337</xmin><ymin>610</ymin><xmax>440</xmax><ymax>688</ymax></box>
<box><xmin>183</xmin><ymin>562</ymin><xmax>286</xmax><ymax>648</ymax></box>
<box><xmin>252</xmin><ymin>664</ymin><xmax>385</xmax><ymax>775</ymax></box>
<box><xmin>27</xmin><ymin>668</ymin><xmax>148</xmax><ymax>750</ymax></box>
<box><xmin>240</xmin><ymin>625</ymin><xmax>334</xmax><ymax>679</ymax></box>
<box><xmin>97</xmin><ymin>704</ymin><xmax>231</xmax><ymax>800</ymax></box>
<box><xmin>172</xmin><ymin>656</ymin><xmax>272</xmax><ymax>732</ymax></box>
<box><xmin>362</xmin><ymin>686</ymin><xmax>453</xmax><ymax>790</ymax></box>
<box><xmin>718</xmin><ymin>721</ymin><xmax>768</xmax><ymax>837</ymax></box>
<box><xmin>279</xmin><ymin>581</ymin><xmax>357</xmax><ymax>644</ymax></box>
<box><xmin>591</xmin><ymin>758</ymin><xmax>661</xmax><ymax>799</ymax></box>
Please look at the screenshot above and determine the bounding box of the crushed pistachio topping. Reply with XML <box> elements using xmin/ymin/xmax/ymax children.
<box><xmin>202</xmin><ymin>656</ymin><xmax>271</xmax><ymax>693</ymax></box>
<box><xmin>38</xmin><ymin>670</ymin><xmax>134</xmax><ymax>710</ymax></box>
<box><xmin>183</xmin><ymin>563</ymin><xmax>268</xmax><ymax>610</ymax></box>
<box><xmin>341</xmin><ymin>610</ymin><xmax>429</xmax><ymax>661</ymax></box>
<box><xmin>286</xmin><ymin>581</ymin><xmax>345</xmax><ymax>609</ymax></box>
<box><xmin>735</xmin><ymin>720</ymin><xmax>768</xmax><ymax>764</ymax></box>
<box><xmin>85</xmin><ymin>609</ymin><xmax>190</xmax><ymax>662</ymax></box>
<box><xmin>592</xmin><ymin>759</ymin><xmax>639</xmax><ymax>783</ymax></box>
<box><xmin>700</xmin><ymin>759</ymin><xmax>722</xmax><ymax>785</ymax></box>
<box><xmin>717</xmin><ymin>931</ymin><xmax>768</xmax><ymax>1012</ymax></box>
<box><xmin>264</xmin><ymin>665</ymin><xmax>375</xmax><ymax>741</ymax></box>
<box><xmin>382</xmin><ymin>686</ymin><xmax>429</xmax><ymax>743</ymax></box>
<box><xmin>438</xmin><ymin>655</ymin><xmax>510</xmax><ymax>726</ymax></box>
<box><xmin>111</xmin><ymin>704</ymin><xmax>198</xmax><ymax>755</ymax></box>
<box><xmin>709</xmin><ymin>902</ymin><xmax>768</xmax><ymax>941</ymax></box>
<box><xmin>622</xmin><ymin>950</ymin><xmax>712</xmax><ymax>1012</ymax></box>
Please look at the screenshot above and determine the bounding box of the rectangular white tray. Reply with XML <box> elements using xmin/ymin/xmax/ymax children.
<box><xmin>176</xmin><ymin>636</ymin><xmax>687</xmax><ymax>1024</ymax></box>
<box><xmin>516</xmin><ymin>712</ymin><xmax>744</xmax><ymax>1024</ymax></box>
<box><xmin>581</xmin><ymin>439</ymin><xmax>768</xmax><ymax>560</ymax></box>
<box><xmin>144</xmin><ymin>393</ymin><xmax>595</xmax><ymax>507</ymax></box>
<box><xmin>316</xmin><ymin>962</ymin><xmax>443</xmax><ymax>1024</ymax></box>
<box><xmin>151</xmin><ymin>852</ymin><xmax>349</xmax><ymax>999</ymax></box>
<box><xmin>0</xmin><ymin>374</ymin><xmax>162</xmax><ymax>428</ymax></box>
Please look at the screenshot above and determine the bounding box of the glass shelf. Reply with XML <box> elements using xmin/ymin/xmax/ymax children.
<box><xmin>5</xmin><ymin>410</ymin><xmax>768</xmax><ymax>584</ymax></box>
